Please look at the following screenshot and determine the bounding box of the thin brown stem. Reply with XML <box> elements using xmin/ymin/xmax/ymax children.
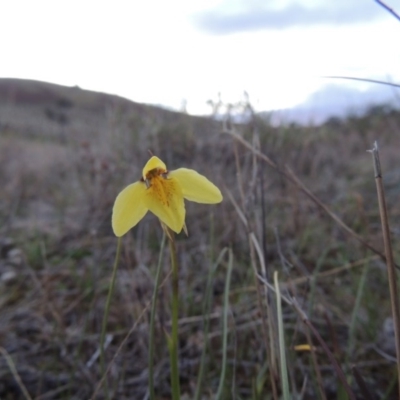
<box><xmin>323</xmin><ymin>75</ymin><xmax>400</xmax><ymax>88</ymax></box>
<box><xmin>368</xmin><ymin>141</ymin><xmax>400</xmax><ymax>398</ymax></box>
<box><xmin>375</xmin><ymin>0</ymin><xmax>400</xmax><ymax>22</ymax></box>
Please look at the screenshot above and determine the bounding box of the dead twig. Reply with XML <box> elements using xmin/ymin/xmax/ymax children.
<box><xmin>374</xmin><ymin>0</ymin><xmax>400</xmax><ymax>22</ymax></box>
<box><xmin>368</xmin><ymin>141</ymin><xmax>400</xmax><ymax>399</ymax></box>
<box><xmin>323</xmin><ymin>75</ymin><xmax>400</xmax><ymax>88</ymax></box>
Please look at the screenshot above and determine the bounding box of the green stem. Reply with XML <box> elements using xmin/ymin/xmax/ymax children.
<box><xmin>100</xmin><ymin>237</ymin><xmax>122</xmax><ymax>399</ymax></box>
<box><xmin>274</xmin><ymin>271</ymin><xmax>290</xmax><ymax>400</ymax></box>
<box><xmin>216</xmin><ymin>249</ymin><xmax>233</xmax><ymax>399</ymax></box>
<box><xmin>168</xmin><ymin>230</ymin><xmax>181</xmax><ymax>399</ymax></box>
<box><xmin>149</xmin><ymin>233</ymin><xmax>166</xmax><ymax>400</ymax></box>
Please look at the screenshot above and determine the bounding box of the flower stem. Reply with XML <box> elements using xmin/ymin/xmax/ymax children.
<box><xmin>167</xmin><ymin>230</ymin><xmax>181</xmax><ymax>399</ymax></box>
<box><xmin>100</xmin><ymin>236</ymin><xmax>122</xmax><ymax>399</ymax></box>
<box><xmin>149</xmin><ymin>233</ymin><xmax>166</xmax><ymax>400</ymax></box>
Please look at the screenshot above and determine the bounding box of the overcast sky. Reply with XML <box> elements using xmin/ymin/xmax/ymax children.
<box><xmin>1</xmin><ymin>0</ymin><xmax>399</xmax><ymax>121</ymax></box>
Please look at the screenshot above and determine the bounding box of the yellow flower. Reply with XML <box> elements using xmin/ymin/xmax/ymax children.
<box><xmin>112</xmin><ymin>156</ymin><xmax>223</xmax><ymax>237</ymax></box>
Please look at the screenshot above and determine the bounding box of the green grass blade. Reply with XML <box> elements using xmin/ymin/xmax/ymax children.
<box><xmin>347</xmin><ymin>259</ymin><xmax>370</xmax><ymax>362</ymax></box>
<box><xmin>216</xmin><ymin>249</ymin><xmax>233</xmax><ymax>399</ymax></box>
<box><xmin>274</xmin><ymin>271</ymin><xmax>290</xmax><ymax>400</ymax></box>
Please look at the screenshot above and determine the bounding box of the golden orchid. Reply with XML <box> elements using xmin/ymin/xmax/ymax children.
<box><xmin>112</xmin><ymin>156</ymin><xmax>223</xmax><ymax>236</ymax></box>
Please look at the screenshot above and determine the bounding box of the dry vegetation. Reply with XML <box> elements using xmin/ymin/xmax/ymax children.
<box><xmin>1</xmin><ymin>79</ymin><xmax>400</xmax><ymax>399</ymax></box>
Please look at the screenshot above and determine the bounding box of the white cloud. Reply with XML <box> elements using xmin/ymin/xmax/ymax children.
<box><xmin>193</xmin><ymin>0</ymin><xmax>388</xmax><ymax>34</ymax></box>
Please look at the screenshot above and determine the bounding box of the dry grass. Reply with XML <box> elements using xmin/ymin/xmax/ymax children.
<box><xmin>1</xmin><ymin>79</ymin><xmax>400</xmax><ymax>399</ymax></box>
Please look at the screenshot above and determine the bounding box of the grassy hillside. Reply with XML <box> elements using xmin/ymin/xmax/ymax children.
<box><xmin>1</xmin><ymin>78</ymin><xmax>400</xmax><ymax>399</ymax></box>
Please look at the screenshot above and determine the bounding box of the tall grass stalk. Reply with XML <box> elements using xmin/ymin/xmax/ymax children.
<box><xmin>100</xmin><ymin>236</ymin><xmax>122</xmax><ymax>399</ymax></box>
<box><xmin>274</xmin><ymin>271</ymin><xmax>290</xmax><ymax>400</ymax></box>
<box><xmin>216</xmin><ymin>248</ymin><xmax>233</xmax><ymax>399</ymax></box>
<box><xmin>368</xmin><ymin>141</ymin><xmax>400</xmax><ymax>398</ymax></box>
<box><xmin>250</xmin><ymin>232</ymin><xmax>279</xmax><ymax>399</ymax></box>
<box><xmin>149</xmin><ymin>233</ymin><xmax>166</xmax><ymax>400</ymax></box>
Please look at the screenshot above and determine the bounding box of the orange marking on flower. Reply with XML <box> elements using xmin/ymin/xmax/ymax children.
<box><xmin>146</xmin><ymin>168</ymin><xmax>171</xmax><ymax>207</ymax></box>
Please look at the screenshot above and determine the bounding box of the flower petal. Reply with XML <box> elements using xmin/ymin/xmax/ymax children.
<box><xmin>144</xmin><ymin>175</ymin><xmax>185</xmax><ymax>233</ymax></box>
<box><xmin>142</xmin><ymin>156</ymin><xmax>167</xmax><ymax>179</ymax></box>
<box><xmin>112</xmin><ymin>182</ymin><xmax>148</xmax><ymax>237</ymax></box>
<box><xmin>169</xmin><ymin>168</ymin><xmax>223</xmax><ymax>204</ymax></box>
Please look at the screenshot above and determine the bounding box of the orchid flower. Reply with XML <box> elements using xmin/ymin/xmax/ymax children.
<box><xmin>112</xmin><ymin>156</ymin><xmax>222</xmax><ymax>236</ymax></box>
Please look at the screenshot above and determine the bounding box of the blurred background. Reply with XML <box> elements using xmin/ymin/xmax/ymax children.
<box><xmin>1</xmin><ymin>1</ymin><xmax>400</xmax><ymax>399</ymax></box>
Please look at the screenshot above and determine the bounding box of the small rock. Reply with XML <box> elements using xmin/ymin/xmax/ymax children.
<box><xmin>1</xmin><ymin>269</ymin><xmax>17</xmax><ymax>283</ymax></box>
<box><xmin>7</xmin><ymin>248</ymin><xmax>23</xmax><ymax>266</ymax></box>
